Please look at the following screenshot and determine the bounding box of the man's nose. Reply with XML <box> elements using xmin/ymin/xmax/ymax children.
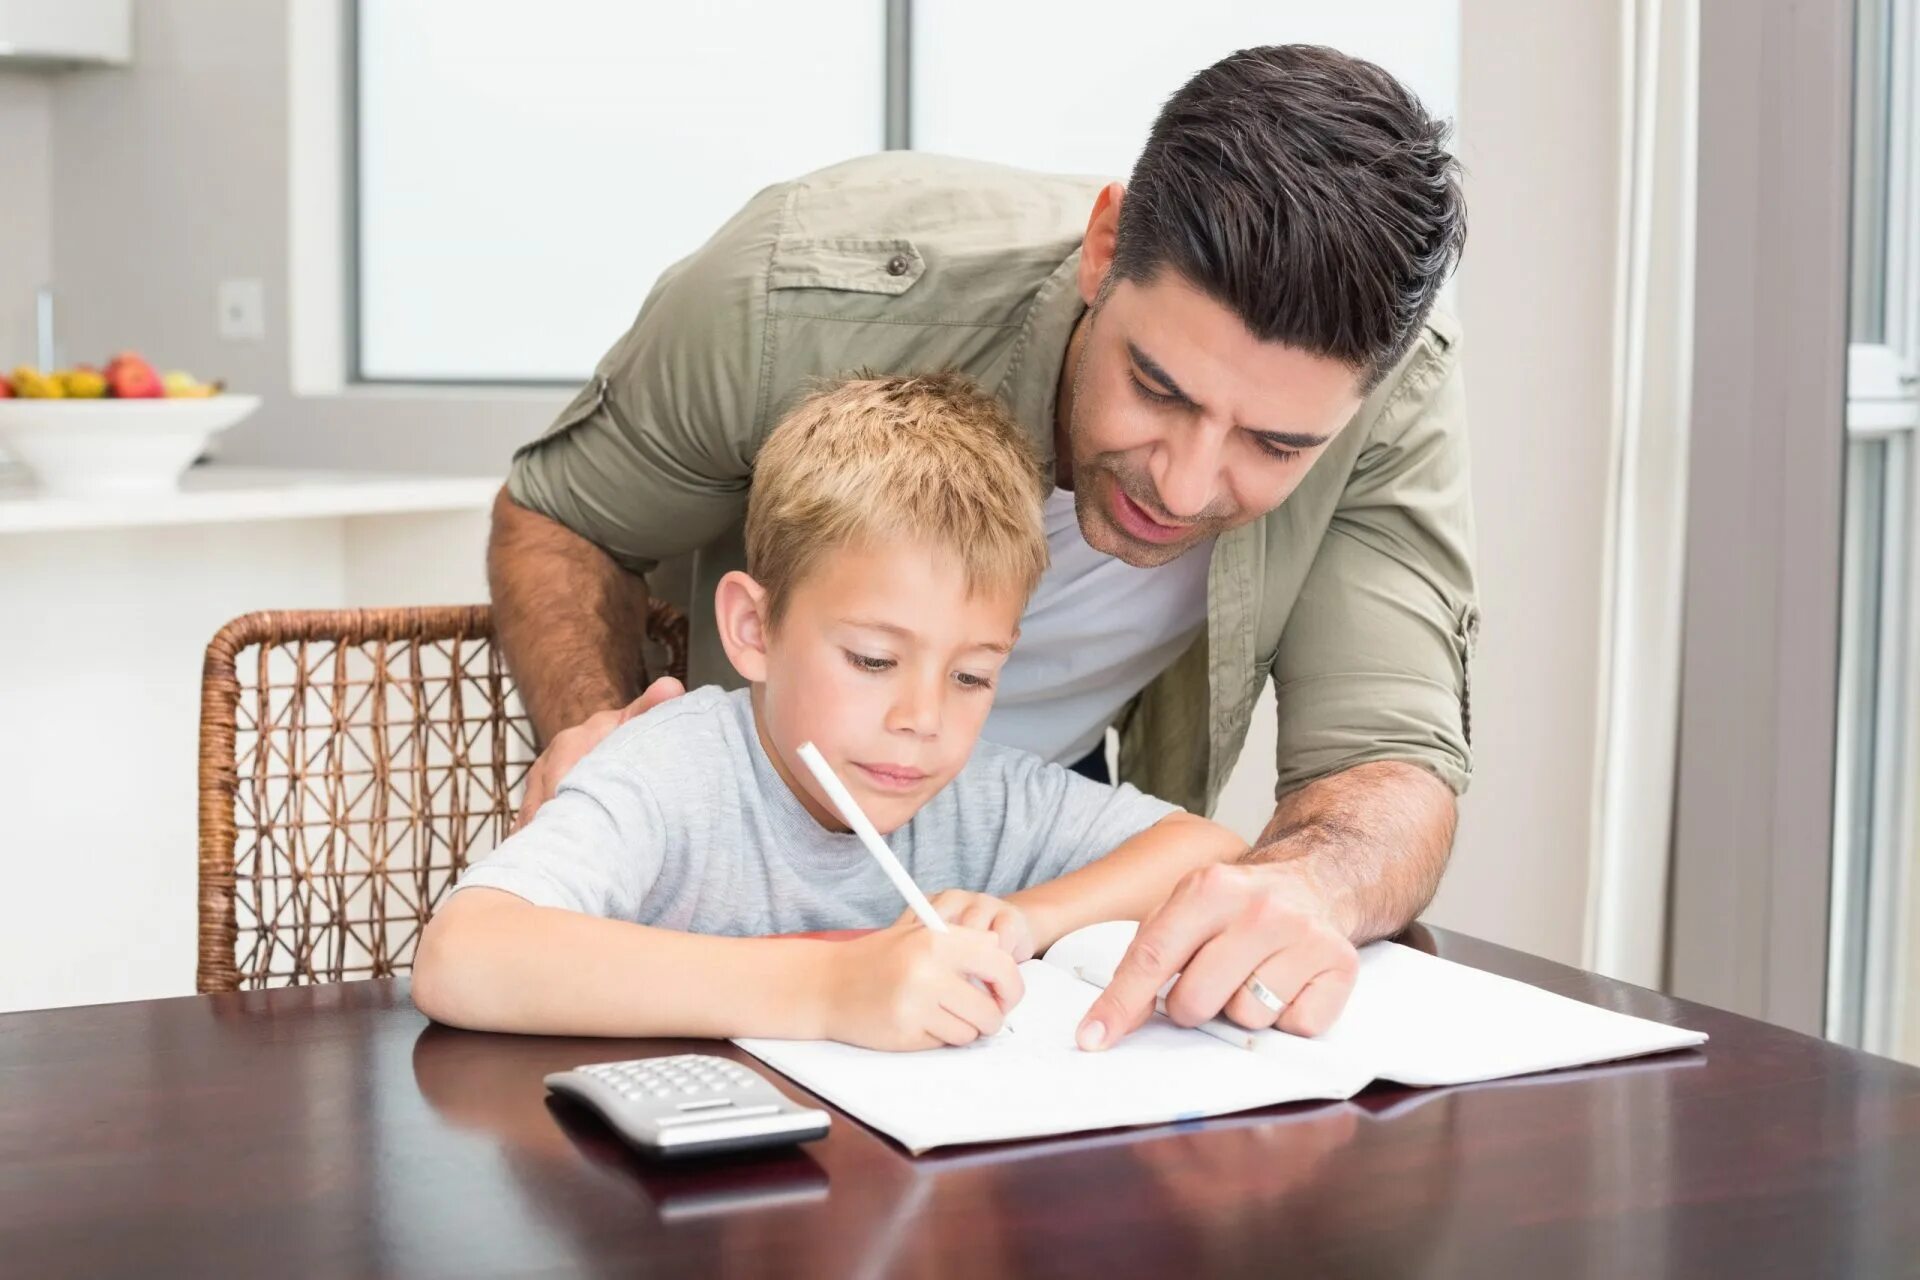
<box><xmin>1155</xmin><ymin>426</ymin><xmax>1227</xmax><ymax>519</ymax></box>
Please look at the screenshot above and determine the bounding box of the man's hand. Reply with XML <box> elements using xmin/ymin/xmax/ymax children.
<box><xmin>1075</xmin><ymin>862</ymin><xmax>1360</xmax><ymax>1049</ymax></box>
<box><xmin>898</xmin><ymin>890</ymin><xmax>1036</xmax><ymax>962</ymax></box>
<box><xmin>511</xmin><ymin>675</ymin><xmax>686</xmax><ymax>832</ymax></box>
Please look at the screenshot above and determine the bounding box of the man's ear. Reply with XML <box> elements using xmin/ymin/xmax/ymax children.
<box><xmin>714</xmin><ymin>570</ymin><xmax>773</xmax><ymax>684</ymax></box>
<box><xmin>1078</xmin><ymin>182</ymin><xmax>1124</xmax><ymax>305</ymax></box>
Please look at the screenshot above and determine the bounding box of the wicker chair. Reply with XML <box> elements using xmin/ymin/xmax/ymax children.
<box><xmin>196</xmin><ymin>602</ymin><xmax>688</xmax><ymax>993</ymax></box>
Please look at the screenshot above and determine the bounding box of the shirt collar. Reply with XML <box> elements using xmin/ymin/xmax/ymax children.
<box><xmin>996</xmin><ymin>247</ymin><xmax>1087</xmax><ymax>475</ymax></box>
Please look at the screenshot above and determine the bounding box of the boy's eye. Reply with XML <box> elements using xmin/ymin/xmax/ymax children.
<box><xmin>954</xmin><ymin>672</ymin><xmax>994</xmax><ymax>691</ymax></box>
<box><xmin>844</xmin><ymin>650</ymin><xmax>895</xmax><ymax>674</ymax></box>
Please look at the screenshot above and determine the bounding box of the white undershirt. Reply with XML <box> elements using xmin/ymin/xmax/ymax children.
<box><xmin>982</xmin><ymin>486</ymin><xmax>1212</xmax><ymax>765</ymax></box>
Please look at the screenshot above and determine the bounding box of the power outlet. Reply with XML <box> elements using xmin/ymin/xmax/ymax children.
<box><xmin>217</xmin><ymin>278</ymin><xmax>266</xmax><ymax>342</ymax></box>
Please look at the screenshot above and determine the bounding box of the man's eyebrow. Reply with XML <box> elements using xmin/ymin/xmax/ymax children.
<box><xmin>1251</xmin><ymin>427</ymin><xmax>1335</xmax><ymax>450</ymax></box>
<box><xmin>1130</xmin><ymin>340</ymin><xmax>1334</xmax><ymax>451</ymax></box>
<box><xmin>842</xmin><ymin>618</ymin><xmax>1011</xmax><ymax>654</ymax></box>
<box><xmin>1128</xmin><ymin>341</ymin><xmax>1197</xmax><ymax>407</ymax></box>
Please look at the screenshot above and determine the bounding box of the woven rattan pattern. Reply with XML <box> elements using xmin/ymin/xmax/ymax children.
<box><xmin>196</xmin><ymin>603</ymin><xmax>688</xmax><ymax>992</ymax></box>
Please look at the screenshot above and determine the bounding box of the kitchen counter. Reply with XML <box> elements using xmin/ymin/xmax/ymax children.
<box><xmin>0</xmin><ymin>464</ymin><xmax>500</xmax><ymax>1013</ymax></box>
<box><xmin>0</xmin><ymin>463</ymin><xmax>499</xmax><ymax>533</ymax></box>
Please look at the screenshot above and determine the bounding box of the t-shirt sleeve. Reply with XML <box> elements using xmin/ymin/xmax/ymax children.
<box><xmin>452</xmin><ymin>731</ymin><xmax>669</xmax><ymax>920</ymax></box>
<box><xmin>980</xmin><ymin>748</ymin><xmax>1183</xmax><ymax>891</ymax></box>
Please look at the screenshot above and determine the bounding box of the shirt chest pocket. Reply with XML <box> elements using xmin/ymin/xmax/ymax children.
<box><xmin>768</xmin><ymin>236</ymin><xmax>925</xmax><ymax>297</ymax></box>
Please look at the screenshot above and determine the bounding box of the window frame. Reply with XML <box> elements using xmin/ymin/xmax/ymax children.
<box><xmin>342</xmin><ymin>0</ymin><xmax>913</xmax><ymax>388</ymax></box>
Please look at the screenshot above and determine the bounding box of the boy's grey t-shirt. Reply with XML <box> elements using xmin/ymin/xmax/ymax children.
<box><xmin>456</xmin><ymin>685</ymin><xmax>1181</xmax><ymax>935</ymax></box>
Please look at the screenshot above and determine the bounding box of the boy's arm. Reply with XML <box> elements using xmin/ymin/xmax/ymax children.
<box><xmin>1006</xmin><ymin>813</ymin><xmax>1246</xmax><ymax>953</ymax></box>
<box><xmin>412</xmin><ymin>888</ymin><xmax>835</xmax><ymax>1038</ymax></box>
<box><xmin>412</xmin><ymin>888</ymin><xmax>1026</xmax><ymax>1048</ymax></box>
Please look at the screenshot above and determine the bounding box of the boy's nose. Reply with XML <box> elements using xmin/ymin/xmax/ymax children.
<box><xmin>886</xmin><ymin>673</ymin><xmax>944</xmax><ymax>738</ymax></box>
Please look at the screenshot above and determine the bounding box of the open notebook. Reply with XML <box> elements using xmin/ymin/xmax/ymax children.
<box><xmin>736</xmin><ymin>920</ymin><xmax>1707</xmax><ymax>1154</ymax></box>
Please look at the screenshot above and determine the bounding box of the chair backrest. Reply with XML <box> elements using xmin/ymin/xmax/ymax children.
<box><xmin>196</xmin><ymin>602</ymin><xmax>688</xmax><ymax>992</ymax></box>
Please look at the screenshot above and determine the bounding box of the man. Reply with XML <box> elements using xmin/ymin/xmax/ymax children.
<box><xmin>488</xmin><ymin>44</ymin><xmax>1474</xmax><ymax>1049</ymax></box>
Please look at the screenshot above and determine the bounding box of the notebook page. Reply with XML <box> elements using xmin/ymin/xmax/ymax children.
<box><xmin>1045</xmin><ymin>921</ymin><xmax>1707</xmax><ymax>1087</ymax></box>
<box><xmin>1315</xmin><ymin>942</ymin><xmax>1707</xmax><ymax>1086</ymax></box>
<box><xmin>736</xmin><ymin>959</ymin><xmax>1373</xmax><ymax>1154</ymax></box>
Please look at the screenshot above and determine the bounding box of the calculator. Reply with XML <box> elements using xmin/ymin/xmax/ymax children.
<box><xmin>544</xmin><ymin>1053</ymin><xmax>831</xmax><ymax>1160</ymax></box>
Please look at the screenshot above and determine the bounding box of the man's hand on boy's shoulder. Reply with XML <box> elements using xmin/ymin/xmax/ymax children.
<box><xmin>896</xmin><ymin>890</ymin><xmax>1036</xmax><ymax>962</ymax></box>
<box><xmin>512</xmin><ymin>675</ymin><xmax>687</xmax><ymax>832</ymax></box>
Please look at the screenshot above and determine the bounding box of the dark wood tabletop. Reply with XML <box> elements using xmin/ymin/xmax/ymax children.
<box><xmin>3</xmin><ymin>925</ymin><xmax>1917</xmax><ymax>1279</ymax></box>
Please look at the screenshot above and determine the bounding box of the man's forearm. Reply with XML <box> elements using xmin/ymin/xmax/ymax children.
<box><xmin>1246</xmin><ymin>761</ymin><xmax>1457</xmax><ymax>945</ymax></box>
<box><xmin>487</xmin><ymin>486</ymin><xmax>652</xmax><ymax>743</ymax></box>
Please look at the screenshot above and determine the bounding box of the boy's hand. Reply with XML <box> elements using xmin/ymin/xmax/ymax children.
<box><xmin>823</xmin><ymin>922</ymin><xmax>1025</xmax><ymax>1051</ymax></box>
<box><xmin>897</xmin><ymin>890</ymin><xmax>1035</xmax><ymax>961</ymax></box>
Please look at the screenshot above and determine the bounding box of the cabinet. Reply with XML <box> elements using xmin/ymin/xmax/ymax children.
<box><xmin>0</xmin><ymin>0</ymin><xmax>130</xmax><ymax>68</ymax></box>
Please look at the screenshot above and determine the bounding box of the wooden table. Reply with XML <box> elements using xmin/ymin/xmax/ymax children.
<box><xmin>4</xmin><ymin>926</ymin><xmax>1918</xmax><ymax>1278</ymax></box>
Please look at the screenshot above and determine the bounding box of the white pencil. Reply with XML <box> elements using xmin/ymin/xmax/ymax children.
<box><xmin>794</xmin><ymin>742</ymin><xmax>946</xmax><ymax>933</ymax></box>
<box><xmin>794</xmin><ymin>741</ymin><xmax>1019</xmax><ymax>1037</ymax></box>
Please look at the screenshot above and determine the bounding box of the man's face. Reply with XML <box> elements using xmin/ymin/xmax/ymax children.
<box><xmin>1062</xmin><ymin>270</ymin><xmax>1367</xmax><ymax>568</ymax></box>
<box><xmin>753</xmin><ymin>542</ymin><xmax>1023</xmax><ymax>835</ymax></box>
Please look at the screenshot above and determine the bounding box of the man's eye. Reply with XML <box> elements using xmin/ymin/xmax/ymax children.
<box><xmin>1129</xmin><ymin>372</ymin><xmax>1178</xmax><ymax>405</ymax></box>
<box><xmin>1254</xmin><ymin>436</ymin><xmax>1303</xmax><ymax>463</ymax></box>
<box><xmin>844</xmin><ymin>651</ymin><xmax>894</xmax><ymax>673</ymax></box>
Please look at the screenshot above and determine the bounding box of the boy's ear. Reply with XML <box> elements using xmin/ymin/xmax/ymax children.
<box><xmin>714</xmin><ymin>571</ymin><xmax>773</xmax><ymax>684</ymax></box>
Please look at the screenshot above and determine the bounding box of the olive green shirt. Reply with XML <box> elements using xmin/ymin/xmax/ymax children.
<box><xmin>507</xmin><ymin>152</ymin><xmax>1479</xmax><ymax>818</ymax></box>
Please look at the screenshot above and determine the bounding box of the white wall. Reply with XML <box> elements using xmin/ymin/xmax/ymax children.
<box><xmin>0</xmin><ymin>75</ymin><xmax>52</xmax><ymax>368</ymax></box>
<box><xmin>38</xmin><ymin>0</ymin><xmax>1627</xmax><ymax>969</ymax></box>
<box><xmin>1437</xmin><ymin>0</ymin><xmax>1623</xmax><ymax>963</ymax></box>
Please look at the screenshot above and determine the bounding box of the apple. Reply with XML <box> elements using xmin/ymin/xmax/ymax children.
<box><xmin>104</xmin><ymin>352</ymin><xmax>164</xmax><ymax>399</ymax></box>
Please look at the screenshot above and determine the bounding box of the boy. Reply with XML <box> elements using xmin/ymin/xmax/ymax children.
<box><xmin>413</xmin><ymin>373</ymin><xmax>1246</xmax><ymax>1050</ymax></box>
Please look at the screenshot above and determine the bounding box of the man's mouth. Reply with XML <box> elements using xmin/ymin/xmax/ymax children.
<box><xmin>852</xmin><ymin>762</ymin><xmax>930</xmax><ymax>791</ymax></box>
<box><xmin>1107</xmin><ymin>483</ymin><xmax>1194</xmax><ymax>546</ymax></box>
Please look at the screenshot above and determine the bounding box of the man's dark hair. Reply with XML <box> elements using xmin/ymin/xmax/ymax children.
<box><xmin>1111</xmin><ymin>44</ymin><xmax>1466</xmax><ymax>391</ymax></box>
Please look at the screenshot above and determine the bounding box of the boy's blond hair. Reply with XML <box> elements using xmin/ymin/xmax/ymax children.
<box><xmin>745</xmin><ymin>372</ymin><xmax>1049</xmax><ymax>622</ymax></box>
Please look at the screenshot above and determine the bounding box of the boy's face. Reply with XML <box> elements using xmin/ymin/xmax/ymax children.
<box><xmin>726</xmin><ymin>542</ymin><xmax>1024</xmax><ymax>835</ymax></box>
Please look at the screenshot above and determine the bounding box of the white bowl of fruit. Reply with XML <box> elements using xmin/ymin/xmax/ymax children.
<box><xmin>0</xmin><ymin>353</ymin><xmax>259</xmax><ymax>496</ymax></box>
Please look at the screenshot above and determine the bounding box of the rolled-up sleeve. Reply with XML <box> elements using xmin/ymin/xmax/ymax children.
<box><xmin>1271</xmin><ymin>338</ymin><xmax>1479</xmax><ymax>797</ymax></box>
<box><xmin>505</xmin><ymin>203</ymin><xmax>776</xmax><ymax>576</ymax></box>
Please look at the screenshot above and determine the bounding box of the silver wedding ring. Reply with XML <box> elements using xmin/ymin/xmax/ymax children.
<box><xmin>1244</xmin><ymin>975</ymin><xmax>1286</xmax><ymax>1016</ymax></box>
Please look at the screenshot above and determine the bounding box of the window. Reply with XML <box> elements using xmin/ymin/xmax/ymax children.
<box><xmin>1830</xmin><ymin>0</ymin><xmax>1920</xmax><ymax>1063</ymax></box>
<box><xmin>352</xmin><ymin>1</ymin><xmax>1458</xmax><ymax>384</ymax></box>
<box><xmin>353</xmin><ymin>0</ymin><xmax>885</xmax><ymax>382</ymax></box>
